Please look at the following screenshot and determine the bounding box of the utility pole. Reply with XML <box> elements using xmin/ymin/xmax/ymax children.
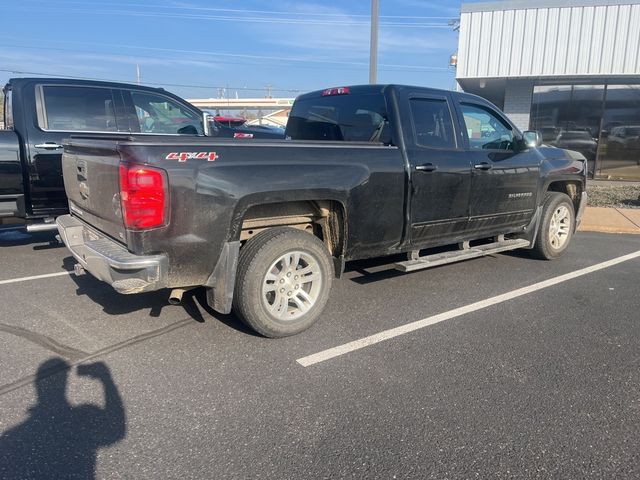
<box><xmin>136</xmin><ymin>64</ymin><xmax>141</xmax><ymax>85</ymax></box>
<box><xmin>369</xmin><ymin>0</ymin><xmax>379</xmax><ymax>84</ymax></box>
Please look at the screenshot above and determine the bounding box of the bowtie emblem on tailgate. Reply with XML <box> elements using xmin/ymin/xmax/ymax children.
<box><xmin>76</xmin><ymin>159</ymin><xmax>90</xmax><ymax>200</ymax></box>
<box><xmin>79</xmin><ymin>182</ymin><xmax>90</xmax><ymax>200</ymax></box>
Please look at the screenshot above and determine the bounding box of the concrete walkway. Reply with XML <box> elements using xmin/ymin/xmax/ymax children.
<box><xmin>579</xmin><ymin>207</ymin><xmax>640</xmax><ymax>234</ymax></box>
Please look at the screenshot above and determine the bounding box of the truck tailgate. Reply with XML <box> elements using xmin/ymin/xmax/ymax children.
<box><xmin>62</xmin><ymin>138</ymin><xmax>127</xmax><ymax>243</ymax></box>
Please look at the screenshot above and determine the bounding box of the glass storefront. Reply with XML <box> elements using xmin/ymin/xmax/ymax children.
<box><xmin>530</xmin><ymin>83</ymin><xmax>640</xmax><ymax>180</ymax></box>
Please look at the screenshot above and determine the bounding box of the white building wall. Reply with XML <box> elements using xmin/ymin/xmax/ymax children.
<box><xmin>503</xmin><ymin>80</ymin><xmax>535</xmax><ymax>131</ymax></box>
<box><xmin>457</xmin><ymin>0</ymin><xmax>640</xmax><ymax>79</ymax></box>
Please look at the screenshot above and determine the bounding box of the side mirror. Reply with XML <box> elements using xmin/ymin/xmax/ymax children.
<box><xmin>522</xmin><ymin>130</ymin><xmax>541</xmax><ymax>148</ymax></box>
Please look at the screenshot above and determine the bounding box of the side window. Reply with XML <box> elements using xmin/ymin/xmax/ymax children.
<box><xmin>461</xmin><ymin>104</ymin><xmax>513</xmax><ymax>150</ymax></box>
<box><xmin>410</xmin><ymin>98</ymin><xmax>455</xmax><ymax>149</ymax></box>
<box><xmin>41</xmin><ymin>86</ymin><xmax>117</xmax><ymax>132</ymax></box>
<box><xmin>130</xmin><ymin>91</ymin><xmax>202</xmax><ymax>135</ymax></box>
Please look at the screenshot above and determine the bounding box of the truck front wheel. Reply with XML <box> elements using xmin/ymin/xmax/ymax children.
<box><xmin>233</xmin><ymin>227</ymin><xmax>334</xmax><ymax>338</ymax></box>
<box><xmin>531</xmin><ymin>192</ymin><xmax>575</xmax><ymax>260</ymax></box>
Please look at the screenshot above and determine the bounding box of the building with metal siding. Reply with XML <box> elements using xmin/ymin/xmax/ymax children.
<box><xmin>457</xmin><ymin>0</ymin><xmax>640</xmax><ymax>180</ymax></box>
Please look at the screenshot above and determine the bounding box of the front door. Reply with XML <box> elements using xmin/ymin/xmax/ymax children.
<box><xmin>407</xmin><ymin>95</ymin><xmax>472</xmax><ymax>246</ymax></box>
<box><xmin>456</xmin><ymin>101</ymin><xmax>540</xmax><ymax>237</ymax></box>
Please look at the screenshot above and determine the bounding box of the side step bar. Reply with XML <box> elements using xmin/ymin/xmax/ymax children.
<box><xmin>394</xmin><ymin>239</ymin><xmax>530</xmax><ymax>273</ymax></box>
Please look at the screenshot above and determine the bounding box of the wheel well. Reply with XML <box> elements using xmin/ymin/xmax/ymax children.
<box><xmin>547</xmin><ymin>181</ymin><xmax>582</xmax><ymax>213</ymax></box>
<box><xmin>240</xmin><ymin>200</ymin><xmax>345</xmax><ymax>256</ymax></box>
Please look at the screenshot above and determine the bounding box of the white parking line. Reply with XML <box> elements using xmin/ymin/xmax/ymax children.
<box><xmin>0</xmin><ymin>271</ymin><xmax>71</xmax><ymax>286</ymax></box>
<box><xmin>297</xmin><ymin>250</ymin><xmax>640</xmax><ymax>367</ymax></box>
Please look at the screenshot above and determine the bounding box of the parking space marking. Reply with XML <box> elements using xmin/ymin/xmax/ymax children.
<box><xmin>0</xmin><ymin>271</ymin><xmax>71</xmax><ymax>286</ymax></box>
<box><xmin>297</xmin><ymin>250</ymin><xmax>640</xmax><ymax>367</ymax></box>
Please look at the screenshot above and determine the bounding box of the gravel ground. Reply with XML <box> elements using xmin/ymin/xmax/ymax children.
<box><xmin>587</xmin><ymin>184</ymin><xmax>640</xmax><ymax>209</ymax></box>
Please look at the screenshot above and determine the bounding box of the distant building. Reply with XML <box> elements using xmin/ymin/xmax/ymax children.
<box><xmin>246</xmin><ymin>109</ymin><xmax>290</xmax><ymax>129</ymax></box>
<box><xmin>456</xmin><ymin>0</ymin><xmax>640</xmax><ymax>180</ymax></box>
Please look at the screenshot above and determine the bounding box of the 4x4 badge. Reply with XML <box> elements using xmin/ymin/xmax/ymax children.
<box><xmin>165</xmin><ymin>152</ymin><xmax>218</xmax><ymax>162</ymax></box>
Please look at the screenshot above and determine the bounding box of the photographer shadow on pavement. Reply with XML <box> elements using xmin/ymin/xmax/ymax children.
<box><xmin>0</xmin><ymin>358</ymin><xmax>126</xmax><ymax>480</ymax></box>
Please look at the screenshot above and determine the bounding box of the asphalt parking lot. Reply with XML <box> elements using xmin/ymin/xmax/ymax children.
<box><xmin>0</xmin><ymin>228</ymin><xmax>639</xmax><ymax>479</ymax></box>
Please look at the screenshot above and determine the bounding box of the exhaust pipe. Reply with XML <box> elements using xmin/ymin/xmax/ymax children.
<box><xmin>168</xmin><ymin>288</ymin><xmax>187</xmax><ymax>305</ymax></box>
<box><xmin>26</xmin><ymin>222</ymin><xmax>58</xmax><ymax>233</ymax></box>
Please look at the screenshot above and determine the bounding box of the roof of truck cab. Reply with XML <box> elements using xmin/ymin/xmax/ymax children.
<box><xmin>296</xmin><ymin>84</ymin><xmax>493</xmax><ymax>104</ymax></box>
<box><xmin>7</xmin><ymin>77</ymin><xmax>169</xmax><ymax>94</ymax></box>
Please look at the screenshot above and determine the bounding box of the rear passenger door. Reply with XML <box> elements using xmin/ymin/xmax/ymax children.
<box><xmin>406</xmin><ymin>94</ymin><xmax>472</xmax><ymax>245</ymax></box>
<box><xmin>26</xmin><ymin>84</ymin><xmax>123</xmax><ymax>216</ymax></box>
<box><xmin>455</xmin><ymin>101</ymin><xmax>540</xmax><ymax>236</ymax></box>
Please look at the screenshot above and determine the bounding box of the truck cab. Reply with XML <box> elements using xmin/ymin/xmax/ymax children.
<box><xmin>1</xmin><ymin>78</ymin><xmax>206</xmax><ymax>230</ymax></box>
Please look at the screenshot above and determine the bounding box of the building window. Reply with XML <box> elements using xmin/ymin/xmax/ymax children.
<box><xmin>598</xmin><ymin>85</ymin><xmax>640</xmax><ymax>180</ymax></box>
<box><xmin>530</xmin><ymin>85</ymin><xmax>603</xmax><ymax>176</ymax></box>
<box><xmin>530</xmin><ymin>83</ymin><xmax>640</xmax><ymax>180</ymax></box>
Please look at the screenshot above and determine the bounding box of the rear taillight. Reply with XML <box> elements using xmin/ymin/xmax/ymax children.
<box><xmin>119</xmin><ymin>164</ymin><xmax>167</xmax><ymax>230</ymax></box>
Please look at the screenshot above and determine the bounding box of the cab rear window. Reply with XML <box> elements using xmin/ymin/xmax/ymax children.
<box><xmin>286</xmin><ymin>94</ymin><xmax>389</xmax><ymax>143</ymax></box>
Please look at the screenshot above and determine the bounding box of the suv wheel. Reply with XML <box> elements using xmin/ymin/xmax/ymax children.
<box><xmin>233</xmin><ymin>227</ymin><xmax>334</xmax><ymax>338</ymax></box>
<box><xmin>531</xmin><ymin>192</ymin><xmax>575</xmax><ymax>260</ymax></box>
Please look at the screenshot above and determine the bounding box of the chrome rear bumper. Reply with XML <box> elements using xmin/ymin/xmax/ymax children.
<box><xmin>56</xmin><ymin>214</ymin><xmax>168</xmax><ymax>294</ymax></box>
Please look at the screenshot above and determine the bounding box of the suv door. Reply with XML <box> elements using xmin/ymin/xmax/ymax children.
<box><xmin>25</xmin><ymin>84</ymin><xmax>122</xmax><ymax>217</ymax></box>
<box><xmin>405</xmin><ymin>94</ymin><xmax>472</xmax><ymax>245</ymax></box>
<box><xmin>455</xmin><ymin>101</ymin><xmax>540</xmax><ymax>236</ymax></box>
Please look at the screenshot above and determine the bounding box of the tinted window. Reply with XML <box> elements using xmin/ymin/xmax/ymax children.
<box><xmin>130</xmin><ymin>91</ymin><xmax>202</xmax><ymax>135</ymax></box>
<box><xmin>286</xmin><ymin>93</ymin><xmax>388</xmax><ymax>143</ymax></box>
<box><xmin>461</xmin><ymin>104</ymin><xmax>513</xmax><ymax>150</ymax></box>
<box><xmin>597</xmin><ymin>84</ymin><xmax>640</xmax><ymax>180</ymax></box>
<box><xmin>410</xmin><ymin>98</ymin><xmax>455</xmax><ymax>149</ymax></box>
<box><xmin>42</xmin><ymin>86</ymin><xmax>117</xmax><ymax>132</ymax></box>
<box><xmin>4</xmin><ymin>89</ymin><xmax>13</xmax><ymax>129</ymax></box>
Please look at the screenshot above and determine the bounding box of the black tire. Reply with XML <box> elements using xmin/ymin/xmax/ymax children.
<box><xmin>233</xmin><ymin>227</ymin><xmax>334</xmax><ymax>338</ymax></box>
<box><xmin>531</xmin><ymin>192</ymin><xmax>575</xmax><ymax>260</ymax></box>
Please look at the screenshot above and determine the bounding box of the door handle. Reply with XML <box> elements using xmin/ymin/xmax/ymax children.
<box><xmin>34</xmin><ymin>142</ymin><xmax>63</xmax><ymax>150</ymax></box>
<box><xmin>415</xmin><ymin>163</ymin><xmax>437</xmax><ymax>172</ymax></box>
<box><xmin>474</xmin><ymin>162</ymin><xmax>492</xmax><ymax>170</ymax></box>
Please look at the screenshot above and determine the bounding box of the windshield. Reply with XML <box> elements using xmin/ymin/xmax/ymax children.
<box><xmin>286</xmin><ymin>93</ymin><xmax>389</xmax><ymax>143</ymax></box>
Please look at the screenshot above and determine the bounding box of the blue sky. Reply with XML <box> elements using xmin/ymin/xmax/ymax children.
<box><xmin>1</xmin><ymin>0</ymin><xmax>464</xmax><ymax>100</ymax></box>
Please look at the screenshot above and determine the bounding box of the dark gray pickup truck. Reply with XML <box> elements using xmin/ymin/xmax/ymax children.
<box><xmin>57</xmin><ymin>84</ymin><xmax>587</xmax><ymax>337</ymax></box>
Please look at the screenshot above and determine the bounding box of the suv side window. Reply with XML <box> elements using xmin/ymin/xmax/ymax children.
<box><xmin>130</xmin><ymin>91</ymin><xmax>202</xmax><ymax>135</ymax></box>
<box><xmin>40</xmin><ymin>85</ymin><xmax>118</xmax><ymax>132</ymax></box>
<box><xmin>461</xmin><ymin>103</ymin><xmax>514</xmax><ymax>151</ymax></box>
<box><xmin>410</xmin><ymin>98</ymin><xmax>455</xmax><ymax>149</ymax></box>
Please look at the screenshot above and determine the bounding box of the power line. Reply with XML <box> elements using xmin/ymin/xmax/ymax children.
<box><xmin>0</xmin><ymin>42</ymin><xmax>452</xmax><ymax>72</ymax></box>
<box><xmin>3</xmin><ymin>6</ymin><xmax>452</xmax><ymax>28</ymax></box>
<box><xmin>18</xmin><ymin>0</ymin><xmax>456</xmax><ymax>20</ymax></box>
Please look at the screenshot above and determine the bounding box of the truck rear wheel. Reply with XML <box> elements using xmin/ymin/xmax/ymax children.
<box><xmin>233</xmin><ymin>227</ymin><xmax>334</xmax><ymax>338</ymax></box>
<box><xmin>531</xmin><ymin>192</ymin><xmax>575</xmax><ymax>260</ymax></box>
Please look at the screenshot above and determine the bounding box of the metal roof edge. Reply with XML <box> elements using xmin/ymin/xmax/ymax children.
<box><xmin>461</xmin><ymin>0</ymin><xmax>640</xmax><ymax>13</ymax></box>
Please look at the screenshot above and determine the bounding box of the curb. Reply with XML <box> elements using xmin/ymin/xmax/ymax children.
<box><xmin>578</xmin><ymin>207</ymin><xmax>640</xmax><ymax>235</ymax></box>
